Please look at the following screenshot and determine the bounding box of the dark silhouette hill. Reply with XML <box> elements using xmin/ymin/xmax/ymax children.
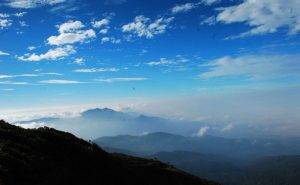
<box><xmin>0</xmin><ymin>120</ymin><xmax>217</xmax><ymax>185</ymax></box>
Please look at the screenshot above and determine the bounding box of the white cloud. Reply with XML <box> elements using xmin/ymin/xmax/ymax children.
<box><xmin>15</xmin><ymin>122</ymin><xmax>51</xmax><ymax>129</ymax></box>
<box><xmin>27</xmin><ymin>46</ymin><xmax>36</xmax><ymax>51</ymax></box>
<box><xmin>171</xmin><ymin>2</ymin><xmax>199</xmax><ymax>14</ymax></box>
<box><xmin>171</xmin><ymin>0</ymin><xmax>219</xmax><ymax>14</ymax></box>
<box><xmin>39</xmin><ymin>80</ymin><xmax>83</xmax><ymax>84</ymax></box>
<box><xmin>0</xmin><ymin>73</ymin><xmax>62</xmax><ymax>79</ymax></box>
<box><xmin>0</xmin><ymin>18</ymin><xmax>12</xmax><ymax>29</ymax></box>
<box><xmin>73</xmin><ymin>68</ymin><xmax>120</xmax><ymax>73</ymax></box>
<box><xmin>99</xmin><ymin>28</ymin><xmax>108</xmax><ymax>34</ymax></box>
<box><xmin>97</xmin><ymin>77</ymin><xmax>148</xmax><ymax>83</ymax></box>
<box><xmin>122</xmin><ymin>15</ymin><xmax>174</xmax><ymax>39</ymax></box>
<box><xmin>18</xmin><ymin>45</ymin><xmax>76</xmax><ymax>62</ymax></box>
<box><xmin>0</xmin><ymin>12</ymin><xmax>26</xmax><ymax>18</ymax></box>
<box><xmin>0</xmin><ymin>75</ymin><xmax>13</xmax><ymax>79</ymax></box>
<box><xmin>202</xmin><ymin>0</ymin><xmax>220</xmax><ymax>5</ymax></box>
<box><xmin>58</xmin><ymin>21</ymin><xmax>84</xmax><ymax>33</ymax></box>
<box><xmin>0</xmin><ymin>50</ymin><xmax>10</xmax><ymax>56</ymax></box>
<box><xmin>0</xmin><ymin>81</ymin><xmax>30</xmax><ymax>85</ymax></box>
<box><xmin>92</xmin><ymin>18</ymin><xmax>110</xmax><ymax>28</ymax></box>
<box><xmin>19</xmin><ymin>21</ymin><xmax>28</xmax><ymax>27</ymax></box>
<box><xmin>101</xmin><ymin>37</ymin><xmax>121</xmax><ymax>44</ymax></box>
<box><xmin>221</xmin><ymin>124</ymin><xmax>234</xmax><ymax>132</ymax></box>
<box><xmin>101</xmin><ymin>37</ymin><xmax>110</xmax><ymax>43</ymax></box>
<box><xmin>214</xmin><ymin>0</ymin><xmax>300</xmax><ymax>38</ymax></box>
<box><xmin>0</xmin><ymin>74</ymin><xmax>39</xmax><ymax>79</ymax></box>
<box><xmin>47</xmin><ymin>29</ymin><xmax>96</xmax><ymax>45</ymax></box>
<box><xmin>73</xmin><ymin>58</ymin><xmax>84</xmax><ymax>65</ymax></box>
<box><xmin>40</xmin><ymin>72</ymin><xmax>63</xmax><ymax>76</ymax></box>
<box><xmin>1</xmin><ymin>88</ymin><xmax>15</xmax><ymax>91</ymax></box>
<box><xmin>5</xmin><ymin>0</ymin><xmax>66</xmax><ymax>9</ymax></box>
<box><xmin>145</xmin><ymin>56</ymin><xmax>189</xmax><ymax>66</ymax></box>
<box><xmin>47</xmin><ymin>21</ymin><xmax>96</xmax><ymax>46</ymax></box>
<box><xmin>197</xmin><ymin>126</ymin><xmax>209</xmax><ymax>136</ymax></box>
<box><xmin>14</xmin><ymin>12</ymin><xmax>27</xmax><ymax>17</ymax></box>
<box><xmin>200</xmin><ymin>16</ymin><xmax>216</xmax><ymax>25</ymax></box>
<box><xmin>0</xmin><ymin>13</ymin><xmax>10</xmax><ymax>18</ymax></box>
<box><xmin>145</xmin><ymin>58</ymin><xmax>174</xmax><ymax>66</ymax></box>
<box><xmin>199</xmin><ymin>55</ymin><xmax>300</xmax><ymax>80</ymax></box>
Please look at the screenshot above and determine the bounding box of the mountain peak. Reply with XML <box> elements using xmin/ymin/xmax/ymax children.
<box><xmin>81</xmin><ymin>108</ymin><xmax>122</xmax><ymax>118</ymax></box>
<box><xmin>83</xmin><ymin>108</ymin><xmax>117</xmax><ymax>114</ymax></box>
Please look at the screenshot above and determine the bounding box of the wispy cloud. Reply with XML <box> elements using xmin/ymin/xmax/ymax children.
<box><xmin>221</xmin><ymin>124</ymin><xmax>234</xmax><ymax>132</ymax></box>
<box><xmin>97</xmin><ymin>77</ymin><xmax>148</xmax><ymax>83</ymax></box>
<box><xmin>196</xmin><ymin>126</ymin><xmax>209</xmax><ymax>136</ymax></box>
<box><xmin>201</xmin><ymin>0</ymin><xmax>220</xmax><ymax>5</ymax></box>
<box><xmin>0</xmin><ymin>81</ymin><xmax>31</xmax><ymax>85</ymax></box>
<box><xmin>145</xmin><ymin>58</ymin><xmax>175</xmax><ymax>66</ymax></box>
<box><xmin>73</xmin><ymin>68</ymin><xmax>120</xmax><ymax>73</ymax></box>
<box><xmin>209</xmin><ymin>0</ymin><xmax>300</xmax><ymax>39</ymax></box>
<box><xmin>199</xmin><ymin>55</ymin><xmax>300</xmax><ymax>80</ymax></box>
<box><xmin>171</xmin><ymin>2</ymin><xmax>200</xmax><ymax>14</ymax></box>
<box><xmin>27</xmin><ymin>46</ymin><xmax>36</xmax><ymax>51</ymax></box>
<box><xmin>0</xmin><ymin>50</ymin><xmax>10</xmax><ymax>56</ymax></box>
<box><xmin>171</xmin><ymin>0</ymin><xmax>219</xmax><ymax>14</ymax></box>
<box><xmin>5</xmin><ymin>0</ymin><xmax>67</xmax><ymax>9</ymax></box>
<box><xmin>39</xmin><ymin>80</ymin><xmax>83</xmax><ymax>84</ymax></box>
<box><xmin>0</xmin><ymin>73</ymin><xmax>63</xmax><ymax>79</ymax></box>
<box><xmin>101</xmin><ymin>37</ymin><xmax>121</xmax><ymax>44</ymax></box>
<box><xmin>73</xmin><ymin>58</ymin><xmax>84</xmax><ymax>65</ymax></box>
<box><xmin>1</xmin><ymin>88</ymin><xmax>15</xmax><ymax>91</ymax></box>
<box><xmin>14</xmin><ymin>12</ymin><xmax>27</xmax><ymax>17</ymax></box>
<box><xmin>144</xmin><ymin>55</ymin><xmax>190</xmax><ymax>72</ymax></box>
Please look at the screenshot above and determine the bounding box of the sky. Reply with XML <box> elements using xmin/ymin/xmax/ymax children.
<box><xmin>0</xmin><ymin>0</ymin><xmax>300</xmax><ymax>132</ymax></box>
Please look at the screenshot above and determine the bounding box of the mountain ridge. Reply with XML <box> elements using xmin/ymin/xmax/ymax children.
<box><xmin>0</xmin><ymin>120</ymin><xmax>218</xmax><ymax>185</ymax></box>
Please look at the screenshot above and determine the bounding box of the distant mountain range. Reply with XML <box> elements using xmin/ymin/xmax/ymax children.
<box><xmin>94</xmin><ymin>132</ymin><xmax>300</xmax><ymax>159</ymax></box>
<box><xmin>0</xmin><ymin>120</ymin><xmax>217</xmax><ymax>185</ymax></box>
<box><xmin>15</xmin><ymin>108</ymin><xmax>300</xmax><ymax>140</ymax></box>
<box><xmin>94</xmin><ymin>132</ymin><xmax>300</xmax><ymax>185</ymax></box>
<box><xmin>12</xmin><ymin>108</ymin><xmax>300</xmax><ymax>185</ymax></box>
<box><xmin>15</xmin><ymin>108</ymin><xmax>207</xmax><ymax>139</ymax></box>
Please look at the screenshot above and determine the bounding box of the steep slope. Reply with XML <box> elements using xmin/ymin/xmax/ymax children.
<box><xmin>0</xmin><ymin>120</ymin><xmax>217</xmax><ymax>185</ymax></box>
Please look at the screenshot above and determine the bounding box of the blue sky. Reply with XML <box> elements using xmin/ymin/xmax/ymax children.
<box><xmin>0</xmin><ymin>0</ymin><xmax>300</xmax><ymax>119</ymax></box>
